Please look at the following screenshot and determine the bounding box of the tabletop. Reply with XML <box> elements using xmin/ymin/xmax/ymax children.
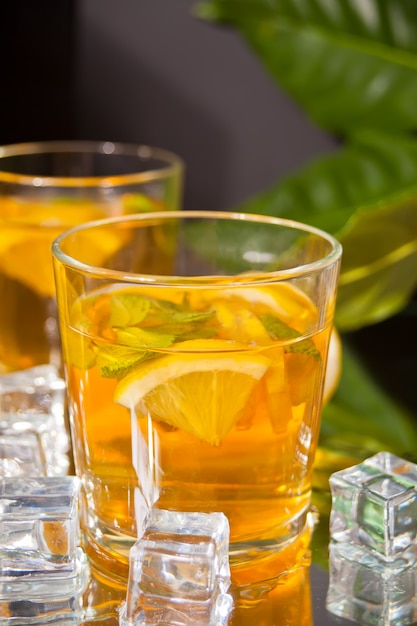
<box><xmin>4</xmin><ymin>483</ymin><xmax>415</xmax><ymax>625</ymax></box>
<box><xmin>73</xmin><ymin>559</ymin><xmax>343</xmax><ymax>626</ymax></box>
<box><xmin>39</xmin><ymin>505</ymin><xmax>402</xmax><ymax>626</ymax></box>
<box><xmin>76</xmin><ymin>495</ymin><xmax>417</xmax><ymax>626</ymax></box>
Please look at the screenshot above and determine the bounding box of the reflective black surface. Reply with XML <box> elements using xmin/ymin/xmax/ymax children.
<box><xmin>5</xmin><ymin>508</ymin><xmax>416</xmax><ymax>625</ymax></box>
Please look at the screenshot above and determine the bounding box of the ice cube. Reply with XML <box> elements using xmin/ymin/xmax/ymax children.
<box><xmin>0</xmin><ymin>475</ymin><xmax>89</xmax><ymax>624</ymax></box>
<box><xmin>329</xmin><ymin>452</ymin><xmax>417</xmax><ymax>561</ymax></box>
<box><xmin>0</xmin><ymin>431</ymin><xmax>46</xmax><ymax>477</ymax></box>
<box><xmin>119</xmin><ymin>509</ymin><xmax>233</xmax><ymax>626</ymax></box>
<box><xmin>326</xmin><ymin>540</ymin><xmax>417</xmax><ymax>626</ymax></box>
<box><xmin>0</xmin><ymin>365</ymin><xmax>70</xmax><ymax>476</ymax></box>
<box><xmin>0</xmin><ymin>476</ymin><xmax>81</xmax><ymax>578</ymax></box>
<box><xmin>0</xmin><ymin>554</ymin><xmax>89</xmax><ymax>625</ymax></box>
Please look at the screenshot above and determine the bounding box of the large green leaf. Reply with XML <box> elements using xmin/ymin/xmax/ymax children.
<box><xmin>336</xmin><ymin>195</ymin><xmax>417</xmax><ymax>329</ymax></box>
<box><xmin>230</xmin><ymin>131</ymin><xmax>417</xmax><ymax>330</ymax></box>
<box><xmin>319</xmin><ymin>339</ymin><xmax>417</xmax><ymax>458</ymax></box>
<box><xmin>311</xmin><ymin>337</ymin><xmax>417</xmax><ymax>564</ymax></box>
<box><xmin>196</xmin><ymin>0</ymin><xmax>417</xmax><ymax>133</ymax></box>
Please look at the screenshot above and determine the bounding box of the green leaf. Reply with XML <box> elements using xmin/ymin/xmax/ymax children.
<box><xmin>196</xmin><ymin>0</ymin><xmax>417</xmax><ymax>134</ymax></box>
<box><xmin>121</xmin><ymin>193</ymin><xmax>160</xmax><ymax>214</ymax></box>
<box><xmin>116</xmin><ymin>327</ymin><xmax>175</xmax><ymax>348</ymax></box>
<box><xmin>336</xmin><ymin>194</ymin><xmax>417</xmax><ymax>330</ymax></box>
<box><xmin>261</xmin><ymin>313</ymin><xmax>320</xmax><ymax>357</ymax></box>
<box><xmin>157</xmin><ymin>303</ymin><xmax>215</xmax><ymax>325</ymax></box>
<box><xmin>235</xmin><ymin>132</ymin><xmax>417</xmax><ymax>224</ymax></box>
<box><xmin>314</xmin><ymin>336</ymin><xmax>417</xmax><ymax>565</ymax></box>
<box><xmin>184</xmin><ymin>215</ymin><xmax>311</xmax><ymax>275</ymax></box>
<box><xmin>110</xmin><ymin>293</ymin><xmax>151</xmax><ymax>327</ymax></box>
<box><xmin>95</xmin><ymin>344</ymin><xmax>150</xmax><ymax>379</ymax></box>
<box><xmin>233</xmin><ymin>131</ymin><xmax>417</xmax><ymax>330</ymax></box>
<box><xmin>145</xmin><ymin>322</ymin><xmax>218</xmax><ymax>341</ymax></box>
<box><xmin>320</xmin><ymin>340</ymin><xmax>417</xmax><ymax>457</ymax></box>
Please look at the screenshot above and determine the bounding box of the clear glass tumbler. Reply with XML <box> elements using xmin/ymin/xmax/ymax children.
<box><xmin>52</xmin><ymin>211</ymin><xmax>342</xmax><ymax>590</ymax></box>
<box><xmin>0</xmin><ymin>141</ymin><xmax>183</xmax><ymax>374</ymax></box>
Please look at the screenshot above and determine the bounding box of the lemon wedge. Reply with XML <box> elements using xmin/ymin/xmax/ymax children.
<box><xmin>114</xmin><ymin>338</ymin><xmax>270</xmax><ymax>445</ymax></box>
<box><xmin>322</xmin><ymin>328</ymin><xmax>342</xmax><ymax>405</ymax></box>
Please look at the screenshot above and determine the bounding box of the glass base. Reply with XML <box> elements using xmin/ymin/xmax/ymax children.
<box><xmin>0</xmin><ymin>552</ymin><xmax>89</xmax><ymax>625</ymax></box>
<box><xmin>82</xmin><ymin>508</ymin><xmax>317</xmax><ymax>599</ymax></box>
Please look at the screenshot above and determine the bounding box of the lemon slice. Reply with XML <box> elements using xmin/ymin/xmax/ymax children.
<box><xmin>0</xmin><ymin>200</ymin><xmax>123</xmax><ymax>297</ymax></box>
<box><xmin>114</xmin><ymin>338</ymin><xmax>270</xmax><ymax>445</ymax></box>
<box><xmin>0</xmin><ymin>230</ymin><xmax>59</xmax><ymax>297</ymax></box>
<box><xmin>214</xmin><ymin>300</ymin><xmax>272</xmax><ymax>345</ymax></box>
<box><xmin>225</xmin><ymin>284</ymin><xmax>315</xmax><ymax>318</ymax></box>
<box><xmin>189</xmin><ymin>283</ymin><xmax>317</xmax><ymax>334</ymax></box>
<box><xmin>322</xmin><ymin>328</ymin><xmax>342</xmax><ymax>405</ymax></box>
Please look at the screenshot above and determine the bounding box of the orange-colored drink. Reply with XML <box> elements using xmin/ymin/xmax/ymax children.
<box><xmin>53</xmin><ymin>211</ymin><xmax>341</xmax><ymax>588</ymax></box>
<box><xmin>0</xmin><ymin>141</ymin><xmax>183</xmax><ymax>373</ymax></box>
<box><xmin>0</xmin><ymin>199</ymin><xmax>111</xmax><ymax>371</ymax></box>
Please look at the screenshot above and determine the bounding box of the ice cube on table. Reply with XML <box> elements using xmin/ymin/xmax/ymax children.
<box><xmin>326</xmin><ymin>540</ymin><xmax>417</xmax><ymax>626</ymax></box>
<box><xmin>119</xmin><ymin>509</ymin><xmax>233</xmax><ymax>626</ymax></box>
<box><xmin>0</xmin><ymin>431</ymin><xmax>46</xmax><ymax>477</ymax></box>
<box><xmin>0</xmin><ymin>365</ymin><xmax>70</xmax><ymax>476</ymax></box>
<box><xmin>0</xmin><ymin>557</ymin><xmax>89</xmax><ymax>625</ymax></box>
<box><xmin>329</xmin><ymin>452</ymin><xmax>417</xmax><ymax>561</ymax></box>
<box><xmin>0</xmin><ymin>476</ymin><xmax>81</xmax><ymax>578</ymax></box>
<box><xmin>0</xmin><ymin>475</ymin><xmax>89</xmax><ymax>624</ymax></box>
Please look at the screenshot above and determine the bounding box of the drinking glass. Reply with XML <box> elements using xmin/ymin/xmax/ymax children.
<box><xmin>52</xmin><ymin>211</ymin><xmax>342</xmax><ymax>590</ymax></box>
<box><xmin>0</xmin><ymin>141</ymin><xmax>183</xmax><ymax>374</ymax></box>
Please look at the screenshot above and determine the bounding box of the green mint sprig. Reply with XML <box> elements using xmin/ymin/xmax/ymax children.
<box><xmin>261</xmin><ymin>313</ymin><xmax>320</xmax><ymax>359</ymax></box>
<box><xmin>82</xmin><ymin>291</ymin><xmax>217</xmax><ymax>378</ymax></box>
<box><xmin>110</xmin><ymin>293</ymin><xmax>151</xmax><ymax>326</ymax></box>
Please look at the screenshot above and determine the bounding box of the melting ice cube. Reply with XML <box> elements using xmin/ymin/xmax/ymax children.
<box><xmin>119</xmin><ymin>509</ymin><xmax>233</xmax><ymax>626</ymax></box>
<box><xmin>329</xmin><ymin>452</ymin><xmax>417</xmax><ymax>561</ymax></box>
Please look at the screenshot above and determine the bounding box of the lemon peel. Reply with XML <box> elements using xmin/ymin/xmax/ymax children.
<box><xmin>114</xmin><ymin>338</ymin><xmax>270</xmax><ymax>445</ymax></box>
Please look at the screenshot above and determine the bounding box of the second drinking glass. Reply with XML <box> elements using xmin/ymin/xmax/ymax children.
<box><xmin>0</xmin><ymin>141</ymin><xmax>183</xmax><ymax>374</ymax></box>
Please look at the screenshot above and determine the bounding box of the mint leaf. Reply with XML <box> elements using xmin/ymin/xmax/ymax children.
<box><xmin>169</xmin><ymin>310</ymin><xmax>216</xmax><ymax>324</ymax></box>
<box><xmin>100</xmin><ymin>359</ymin><xmax>146</xmax><ymax>379</ymax></box>
<box><xmin>122</xmin><ymin>193</ymin><xmax>159</xmax><ymax>214</ymax></box>
<box><xmin>144</xmin><ymin>320</ymin><xmax>217</xmax><ymax>340</ymax></box>
<box><xmin>94</xmin><ymin>344</ymin><xmax>150</xmax><ymax>379</ymax></box>
<box><xmin>173</xmin><ymin>326</ymin><xmax>218</xmax><ymax>341</ymax></box>
<box><xmin>110</xmin><ymin>293</ymin><xmax>151</xmax><ymax>327</ymax></box>
<box><xmin>116</xmin><ymin>326</ymin><xmax>175</xmax><ymax>348</ymax></box>
<box><xmin>261</xmin><ymin>313</ymin><xmax>320</xmax><ymax>358</ymax></box>
<box><xmin>154</xmin><ymin>298</ymin><xmax>216</xmax><ymax>324</ymax></box>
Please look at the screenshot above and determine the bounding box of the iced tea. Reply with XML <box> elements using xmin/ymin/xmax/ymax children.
<box><xmin>53</xmin><ymin>212</ymin><xmax>341</xmax><ymax>585</ymax></box>
<box><xmin>0</xmin><ymin>141</ymin><xmax>183</xmax><ymax>373</ymax></box>
<box><xmin>0</xmin><ymin>199</ymin><xmax>111</xmax><ymax>371</ymax></box>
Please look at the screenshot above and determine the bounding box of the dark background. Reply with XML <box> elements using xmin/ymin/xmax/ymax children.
<box><xmin>1</xmin><ymin>0</ymin><xmax>335</xmax><ymax>211</ymax></box>
<box><xmin>1</xmin><ymin>1</ymin><xmax>415</xmax><ymax>412</ymax></box>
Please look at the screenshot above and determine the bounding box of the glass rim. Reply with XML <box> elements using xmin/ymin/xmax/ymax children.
<box><xmin>52</xmin><ymin>210</ymin><xmax>342</xmax><ymax>286</ymax></box>
<box><xmin>0</xmin><ymin>140</ymin><xmax>184</xmax><ymax>188</ymax></box>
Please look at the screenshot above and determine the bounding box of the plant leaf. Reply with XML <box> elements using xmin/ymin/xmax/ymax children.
<box><xmin>335</xmin><ymin>194</ymin><xmax>417</xmax><ymax>330</ymax></box>
<box><xmin>231</xmin><ymin>131</ymin><xmax>417</xmax><ymax>330</ymax></box>
<box><xmin>196</xmin><ymin>0</ymin><xmax>417</xmax><ymax>133</ymax></box>
<box><xmin>115</xmin><ymin>327</ymin><xmax>175</xmax><ymax>349</ymax></box>
<box><xmin>320</xmin><ymin>340</ymin><xmax>417</xmax><ymax>458</ymax></box>
<box><xmin>110</xmin><ymin>293</ymin><xmax>151</xmax><ymax>327</ymax></box>
<box><xmin>94</xmin><ymin>344</ymin><xmax>150</xmax><ymax>379</ymax></box>
<box><xmin>314</xmin><ymin>336</ymin><xmax>417</xmax><ymax>566</ymax></box>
